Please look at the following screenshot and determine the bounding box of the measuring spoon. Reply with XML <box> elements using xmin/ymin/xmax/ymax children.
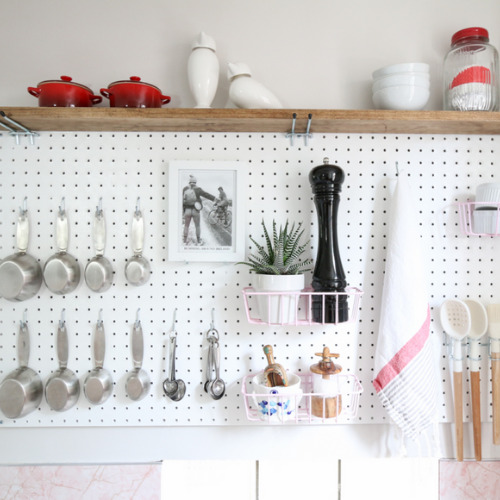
<box><xmin>440</xmin><ymin>299</ymin><xmax>471</xmax><ymax>462</ymax></box>
<box><xmin>208</xmin><ymin>340</ymin><xmax>225</xmax><ymax>400</ymax></box>
<box><xmin>163</xmin><ymin>333</ymin><xmax>186</xmax><ymax>401</ymax></box>
<box><xmin>125</xmin><ymin>313</ymin><xmax>150</xmax><ymax>401</ymax></box>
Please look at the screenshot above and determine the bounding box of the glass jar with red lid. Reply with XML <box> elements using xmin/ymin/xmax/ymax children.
<box><xmin>443</xmin><ymin>27</ymin><xmax>499</xmax><ymax>111</ymax></box>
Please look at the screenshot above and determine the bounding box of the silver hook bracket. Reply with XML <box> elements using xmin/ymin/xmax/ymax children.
<box><xmin>59</xmin><ymin>308</ymin><xmax>66</xmax><ymax>328</ymax></box>
<box><xmin>285</xmin><ymin>113</ymin><xmax>313</xmax><ymax>146</ymax></box>
<box><xmin>0</xmin><ymin>111</ymin><xmax>39</xmax><ymax>145</ymax></box>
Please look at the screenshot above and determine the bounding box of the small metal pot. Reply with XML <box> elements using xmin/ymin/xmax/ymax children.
<box><xmin>125</xmin><ymin>201</ymin><xmax>151</xmax><ymax>286</ymax></box>
<box><xmin>45</xmin><ymin>311</ymin><xmax>80</xmax><ymax>412</ymax></box>
<box><xmin>125</xmin><ymin>313</ymin><xmax>150</xmax><ymax>401</ymax></box>
<box><xmin>0</xmin><ymin>314</ymin><xmax>43</xmax><ymax>419</ymax></box>
<box><xmin>83</xmin><ymin>313</ymin><xmax>113</xmax><ymax>405</ymax></box>
<box><xmin>28</xmin><ymin>75</ymin><xmax>102</xmax><ymax>107</ymax></box>
<box><xmin>0</xmin><ymin>202</ymin><xmax>43</xmax><ymax>301</ymax></box>
<box><xmin>84</xmin><ymin>202</ymin><xmax>114</xmax><ymax>293</ymax></box>
<box><xmin>100</xmin><ymin>76</ymin><xmax>171</xmax><ymax>108</ymax></box>
<box><xmin>43</xmin><ymin>201</ymin><xmax>81</xmax><ymax>295</ymax></box>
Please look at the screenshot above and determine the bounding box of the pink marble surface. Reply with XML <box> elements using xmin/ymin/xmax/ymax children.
<box><xmin>0</xmin><ymin>464</ymin><xmax>160</xmax><ymax>500</ymax></box>
<box><xmin>440</xmin><ymin>461</ymin><xmax>500</xmax><ymax>500</ymax></box>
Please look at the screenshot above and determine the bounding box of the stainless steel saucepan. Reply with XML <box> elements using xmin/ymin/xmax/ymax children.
<box><xmin>43</xmin><ymin>199</ymin><xmax>81</xmax><ymax>295</ymax></box>
<box><xmin>45</xmin><ymin>310</ymin><xmax>80</xmax><ymax>412</ymax></box>
<box><xmin>0</xmin><ymin>200</ymin><xmax>43</xmax><ymax>301</ymax></box>
<box><xmin>0</xmin><ymin>311</ymin><xmax>43</xmax><ymax>418</ymax></box>
<box><xmin>83</xmin><ymin>311</ymin><xmax>113</xmax><ymax>405</ymax></box>
<box><xmin>125</xmin><ymin>199</ymin><xmax>151</xmax><ymax>286</ymax></box>
<box><xmin>84</xmin><ymin>200</ymin><xmax>114</xmax><ymax>293</ymax></box>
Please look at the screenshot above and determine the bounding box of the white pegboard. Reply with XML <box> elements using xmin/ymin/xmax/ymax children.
<box><xmin>0</xmin><ymin>130</ymin><xmax>499</xmax><ymax>428</ymax></box>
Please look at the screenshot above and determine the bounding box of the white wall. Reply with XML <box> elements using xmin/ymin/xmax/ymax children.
<box><xmin>1</xmin><ymin>0</ymin><xmax>499</xmax><ymax>110</ymax></box>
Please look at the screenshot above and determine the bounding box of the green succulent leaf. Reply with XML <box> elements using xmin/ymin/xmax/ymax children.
<box><xmin>237</xmin><ymin>219</ymin><xmax>313</xmax><ymax>275</ymax></box>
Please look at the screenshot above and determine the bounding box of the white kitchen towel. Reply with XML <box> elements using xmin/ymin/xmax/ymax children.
<box><xmin>373</xmin><ymin>173</ymin><xmax>437</xmax><ymax>441</ymax></box>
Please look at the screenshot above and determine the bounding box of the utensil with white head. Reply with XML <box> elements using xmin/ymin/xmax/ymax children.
<box><xmin>464</xmin><ymin>299</ymin><xmax>488</xmax><ymax>461</ymax></box>
<box><xmin>440</xmin><ymin>299</ymin><xmax>471</xmax><ymax>461</ymax></box>
<box><xmin>487</xmin><ymin>304</ymin><xmax>500</xmax><ymax>445</ymax></box>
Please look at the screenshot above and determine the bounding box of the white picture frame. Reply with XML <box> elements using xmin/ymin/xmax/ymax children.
<box><xmin>167</xmin><ymin>160</ymin><xmax>246</xmax><ymax>262</ymax></box>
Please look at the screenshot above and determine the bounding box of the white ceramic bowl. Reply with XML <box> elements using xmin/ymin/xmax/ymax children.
<box><xmin>372</xmin><ymin>63</ymin><xmax>430</xmax><ymax>80</ymax></box>
<box><xmin>372</xmin><ymin>85</ymin><xmax>430</xmax><ymax>111</ymax></box>
<box><xmin>475</xmin><ymin>182</ymin><xmax>500</xmax><ymax>204</ymax></box>
<box><xmin>372</xmin><ymin>74</ymin><xmax>430</xmax><ymax>93</ymax></box>
<box><xmin>251</xmin><ymin>371</ymin><xmax>302</xmax><ymax>422</ymax></box>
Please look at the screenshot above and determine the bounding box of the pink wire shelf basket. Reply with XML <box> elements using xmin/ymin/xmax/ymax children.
<box><xmin>457</xmin><ymin>201</ymin><xmax>500</xmax><ymax>236</ymax></box>
<box><xmin>242</xmin><ymin>286</ymin><xmax>363</xmax><ymax>326</ymax></box>
<box><xmin>242</xmin><ymin>372</ymin><xmax>363</xmax><ymax>424</ymax></box>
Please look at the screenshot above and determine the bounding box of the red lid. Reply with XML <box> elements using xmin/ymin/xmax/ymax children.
<box><xmin>452</xmin><ymin>27</ymin><xmax>489</xmax><ymax>45</ymax></box>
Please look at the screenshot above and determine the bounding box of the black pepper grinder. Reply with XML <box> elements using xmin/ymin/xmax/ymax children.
<box><xmin>309</xmin><ymin>158</ymin><xmax>348</xmax><ymax>323</ymax></box>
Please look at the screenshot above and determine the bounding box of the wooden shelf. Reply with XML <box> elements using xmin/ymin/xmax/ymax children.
<box><xmin>1</xmin><ymin>107</ymin><xmax>500</xmax><ymax>135</ymax></box>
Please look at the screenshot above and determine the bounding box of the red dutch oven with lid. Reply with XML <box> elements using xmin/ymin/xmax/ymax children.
<box><xmin>100</xmin><ymin>76</ymin><xmax>171</xmax><ymax>108</ymax></box>
<box><xmin>28</xmin><ymin>76</ymin><xmax>102</xmax><ymax>107</ymax></box>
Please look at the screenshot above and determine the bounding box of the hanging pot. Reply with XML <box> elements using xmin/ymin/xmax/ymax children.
<box><xmin>28</xmin><ymin>76</ymin><xmax>102</xmax><ymax>107</ymax></box>
<box><xmin>0</xmin><ymin>202</ymin><xmax>43</xmax><ymax>301</ymax></box>
<box><xmin>43</xmin><ymin>201</ymin><xmax>81</xmax><ymax>295</ymax></box>
<box><xmin>100</xmin><ymin>76</ymin><xmax>171</xmax><ymax>108</ymax></box>
<box><xmin>0</xmin><ymin>314</ymin><xmax>43</xmax><ymax>419</ymax></box>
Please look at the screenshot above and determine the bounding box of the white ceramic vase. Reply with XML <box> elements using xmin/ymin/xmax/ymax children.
<box><xmin>253</xmin><ymin>273</ymin><xmax>304</xmax><ymax>324</ymax></box>
<box><xmin>187</xmin><ymin>32</ymin><xmax>219</xmax><ymax>109</ymax></box>
<box><xmin>227</xmin><ymin>62</ymin><xmax>283</xmax><ymax>109</ymax></box>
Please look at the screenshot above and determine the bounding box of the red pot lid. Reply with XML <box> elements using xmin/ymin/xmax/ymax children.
<box><xmin>452</xmin><ymin>27</ymin><xmax>489</xmax><ymax>45</ymax></box>
<box><xmin>37</xmin><ymin>75</ymin><xmax>94</xmax><ymax>93</ymax></box>
<box><xmin>107</xmin><ymin>76</ymin><xmax>162</xmax><ymax>92</ymax></box>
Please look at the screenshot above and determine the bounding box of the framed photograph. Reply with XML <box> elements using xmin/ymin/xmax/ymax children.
<box><xmin>168</xmin><ymin>160</ymin><xmax>246</xmax><ymax>262</ymax></box>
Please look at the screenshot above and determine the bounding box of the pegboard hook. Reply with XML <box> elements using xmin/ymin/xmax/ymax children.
<box><xmin>97</xmin><ymin>308</ymin><xmax>103</xmax><ymax>326</ymax></box>
<box><xmin>135</xmin><ymin>308</ymin><xmax>141</xmax><ymax>327</ymax></box>
<box><xmin>20</xmin><ymin>309</ymin><xmax>28</xmax><ymax>328</ymax></box>
<box><xmin>96</xmin><ymin>197</ymin><xmax>103</xmax><ymax>217</ymax></box>
<box><xmin>135</xmin><ymin>197</ymin><xmax>141</xmax><ymax>216</ymax></box>
<box><xmin>169</xmin><ymin>308</ymin><xmax>178</xmax><ymax>336</ymax></box>
<box><xmin>59</xmin><ymin>308</ymin><xmax>66</xmax><ymax>328</ymax></box>
<box><xmin>19</xmin><ymin>197</ymin><xmax>27</xmax><ymax>216</ymax></box>
<box><xmin>59</xmin><ymin>197</ymin><xmax>66</xmax><ymax>216</ymax></box>
<box><xmin>285</xmin><ymin>113</ymin><xmax>313</xmax><ymax>147</ymax></box>
<box><xmin>210</xmin><ymin>308</ymin><xmax>216</xmax><ymax>330</ymax></box>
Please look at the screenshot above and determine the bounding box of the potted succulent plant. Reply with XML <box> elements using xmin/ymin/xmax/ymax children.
<box><xmin>239</xmin><ymin>219</ymin><xmax>313</xmax><ymax>324</ymax></box>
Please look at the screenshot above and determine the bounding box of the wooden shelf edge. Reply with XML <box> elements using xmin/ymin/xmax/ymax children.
<box><xmin>1</xmin><ymin>107</ymin><xmax>500</xmax><ymax>135</ymax></box>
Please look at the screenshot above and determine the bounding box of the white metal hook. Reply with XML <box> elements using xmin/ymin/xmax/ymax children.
<box><xmin>59</xmin><ymin>197</ymin><xmax>66</xmax><ymax>216</ymax></box>
<box><xmin>19</xmin><ymin>197</ymin><xmax>27</xmax><ymax>216</ymax></box>
<box><xmin>97</xmin><ymin>308</ymin><xmax>103</xmax><ymax>326</ymax></box>
<box><xmin>20</xmin><ymin>308</ymin><xmax>28</xmax><ymax>327</ymax></box>
<box><xmin>96</xmin><ymin>197</ymin><xmax>103</xmax><ymax>216</ymax></box>
<box><xmin>169</xmin><ymin>308</ymin><xmax>178</xmax><ymax>337</ymax></box>
<box><xmin>135</xmin><ymin>308</ymin><xmax>141</xmax><ymax>327</ymax></box>
<box><xmin>210</xmin><ymin>308</ymin><xmax>216</xmax><ymax>330</ymax></box>
<box><xmin>135</xmin><ymin>197</ymin><xmax>141</xmax><ymax>216</ymax></box>
<box><xmin>59</xmin><ymin>308</ymin><xmax>66</xmax><ymax>327</ymax></box>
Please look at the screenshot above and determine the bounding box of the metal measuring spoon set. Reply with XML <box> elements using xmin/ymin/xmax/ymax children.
<box><xmin>204</xmin><ymin>321</ymin><xmax>226</xmax><ymax>400</ymax></box>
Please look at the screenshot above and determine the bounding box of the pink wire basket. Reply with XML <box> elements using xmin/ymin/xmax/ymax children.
<box><xmin>241</xmin><ymin>372</ymin><xmax>363</xmax><ymax>424</ymax></box>
<box><xmin>242</xmin><ymin>286</ymin><xmax>363</xmax><ymax>326</ymax></box>
<box><xmin>457</xmin><ymin>201</ymin><xmax>500</xmax><ymax>236</ymax></box>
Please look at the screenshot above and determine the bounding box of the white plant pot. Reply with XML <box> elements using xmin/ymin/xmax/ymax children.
<box><xmin>253</xmin><ymin>274</ymin><xmax>304</xmax><ymax>324</ymax></box>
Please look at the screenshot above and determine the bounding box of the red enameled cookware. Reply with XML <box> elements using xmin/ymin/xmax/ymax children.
<box><xmin>28</xmin><ymin>76</ymin><xmax>102</xmax><ymax>107</ymax></box>
<box><xmin>100</xmin><ymin>76</ymin><xmax>171</xmax><ymax>108</ymax></box>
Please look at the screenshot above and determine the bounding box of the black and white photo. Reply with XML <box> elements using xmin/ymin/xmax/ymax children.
<box><xmin>168</xmin><ymin>160</ymin><xmax>245</xmax><ymax>262</ymax></box>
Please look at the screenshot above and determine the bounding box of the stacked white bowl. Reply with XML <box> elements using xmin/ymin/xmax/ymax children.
<box><xmin>372</xmin><ymin>63</ymin><xmax>430</xmax><ymax>110</ymax></box>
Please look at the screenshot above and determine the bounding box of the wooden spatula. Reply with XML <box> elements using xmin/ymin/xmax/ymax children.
<box><xmin>263</xmin><ymin>345</ymin><xmax>288</xmax><ymax>387</ymax></box>
<box><xmin>487</xmin><ymin>304</ymin><xmax>500</xmax><ymax>445</ymax></box>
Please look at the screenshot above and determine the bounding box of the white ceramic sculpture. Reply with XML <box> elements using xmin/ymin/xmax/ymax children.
<box><xmin>227</xmin><ymin>62</ymin><xmax>283</xmax><ymax>109</ymax></box>
<box><xmin>187</xmin><ymin>32</ymin><xmax>220</xmax><ymax>108</ymax></box>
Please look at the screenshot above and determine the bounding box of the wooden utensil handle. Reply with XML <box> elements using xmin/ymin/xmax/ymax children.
<box><xmin>453</xmin><ymin>370</ymin><xmax>463</xmax><ymax>461</ymax></box>
<box><xmin>492</xmin><ymin>353</ymin><xmax>500</xmax><ymax>445</ymax></box>
<box><xmin>470</xmin><ymin>370</ymin><xmax>482</xmax><ymax>461</ymax></box>
<box><xmin>263</xmin><ymin>345</ymin><xmax>275</xmax><ymax>366</ymax></box>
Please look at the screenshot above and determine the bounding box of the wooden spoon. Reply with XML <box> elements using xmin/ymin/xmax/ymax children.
<box><xmin>263</xmin><ymin>345</ymin><xmax>288</xmax><ymax>387</ymax></box>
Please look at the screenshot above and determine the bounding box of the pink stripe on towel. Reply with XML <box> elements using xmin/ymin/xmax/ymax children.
<box><xmin>373</xmin><ymin>306</ymin><xmax>430</xmax><ymax>392</ymax></box>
